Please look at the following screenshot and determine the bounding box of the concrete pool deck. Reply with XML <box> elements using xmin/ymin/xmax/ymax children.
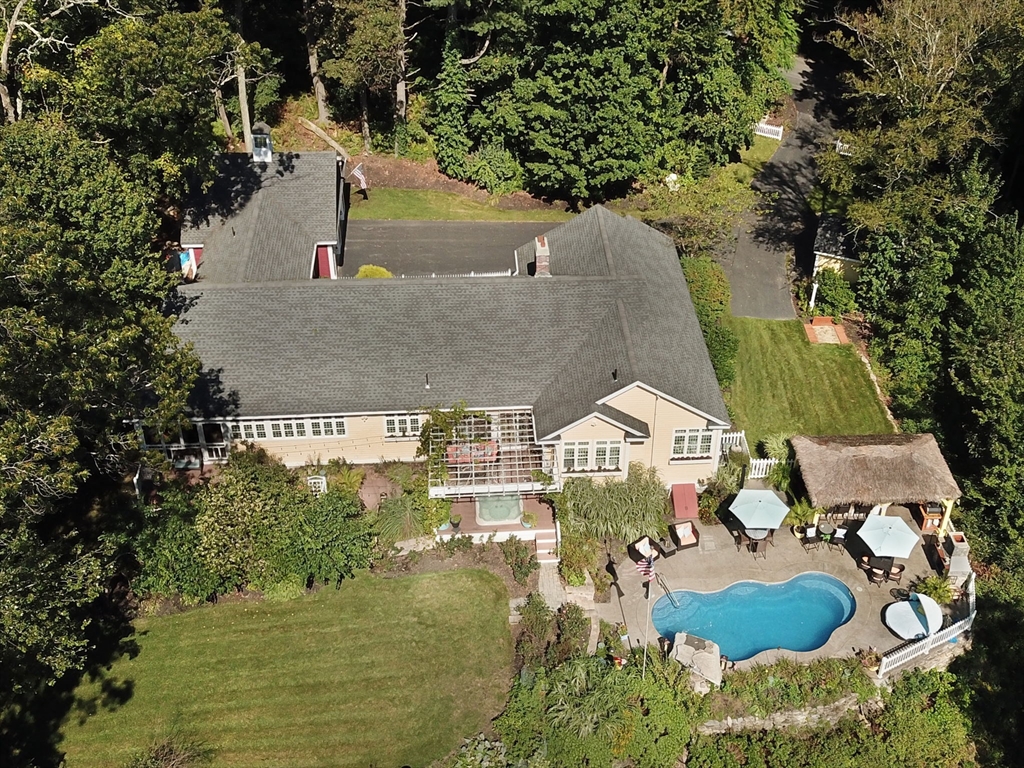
<box><xmin>594</xmin><ymin>507</ymin><xmax>948</xmax><ymax>669</ymax></box>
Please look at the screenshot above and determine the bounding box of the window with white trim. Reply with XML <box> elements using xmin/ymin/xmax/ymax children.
<box><xmin>563</xmin><ymin>440</ymin><xmax>621</xmax><ymax>472</ymax></box>
<box><xmin>384</xmin><ymin>413</ymin><xmax>421</xmax><ymax>438</ymax></box>
<box><xmin>226</xmin><ymin>417</ymin><xmax>347</xmax><ymax>441</ymax></box>
<box><xmin>671</xmin><ymin>428</ymin><xmax>714</xmax><ymax>459</ymax></box>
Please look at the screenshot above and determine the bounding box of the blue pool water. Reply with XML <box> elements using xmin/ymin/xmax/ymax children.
<box><xmin>652</xmin><ymin>573</ymin><xmax>856</xmax><ymax>661</ymax></box>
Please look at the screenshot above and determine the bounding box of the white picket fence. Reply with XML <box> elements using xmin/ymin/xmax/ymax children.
<box><xmin>747</xmin><ymin>457</ymin><xmax>789</xmax><ymax>479</ymax></box>
<box><xmin>720</xmin><ymin>430</ymin><xmax>750</xmax><ymax>455</ymax></box>
<box><xmin>878</xmin><ymin>572</ymin><xmax>977</xmax><ymax>677</ymax></box>
<box><xmin>753</xmin><ymin>117</ymin><xmax>784</xmax><ymax>141</ymax></box>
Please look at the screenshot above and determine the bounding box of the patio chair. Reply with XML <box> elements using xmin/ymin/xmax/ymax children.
<box><xmin>802</xmin><ymin>526</ymin><xmax>821</xmax><ymax>552</ymax></box>
<box><xmin>857</xmin><ymin>556</ymin><xmax>872</xmax><ymax>572</ymax></box>
<box><xmin>734</xmin><ymin>530</ymin><xmax>750</xmax><ymax>552</ymax></box>
<box><xmin>827</xmin><ymin>527</ymin><xmax>847</xmax><ymax>552</ymax></box>
<box><xmin>750</xmin><ymin>538</ymin><xmax>767</xmax><ymax>560</ymax></box>
<box><xmin>886</xmin><ymin>563</ymin><xmax>905</xmax><ymax>585</ymax></box>
<box><xmin>869</xmin><ymin>568</ymin><xmax>886</xmax><ymax>587</ymax></box>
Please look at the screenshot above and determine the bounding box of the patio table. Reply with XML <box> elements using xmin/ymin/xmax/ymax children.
<box><xmin>868</xmin><ymin>556</ymin><xmax>895</xmax><ymax>572</ymax></box>
<box><xmin>818</xmin><ymin>522</ymin><xmax>835</xmax><ymax>540</ymax></box>
<box><xmin>745</xmin><ymin>528</ymin><xmax>769</xmax><ymax>540</ymax></box>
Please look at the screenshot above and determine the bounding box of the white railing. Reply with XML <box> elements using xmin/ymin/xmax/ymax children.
<box><xmin>753</xmin><ymin>117</ymin><xmax>784</xmax><ymax>141</ymax></box>
<box><xmin>339</xmin><ymin>269</ymin><xmax>512</xmax><ymax>280</ymax></box>
<box><xmin>878</xmin><ymin>572</ymin><xmax>977</xmax><ymax>677</ymax></box>
<box><xmin>720</xmin><ymin>430</ymin><xmax>750</xmax><ymax>455</ymax></box>
<box><xmin>748</xmin><ymin>457</ymin><xmax>780</xmax><ymax>478</ymax></box>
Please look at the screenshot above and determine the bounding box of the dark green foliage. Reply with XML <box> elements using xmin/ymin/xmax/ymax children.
<box><xmin>65</xmin><ymin>9</ymin><xmax>235</xmax><ymax>201</ymax></box>
<box><xmin>466</xmin><ymin>143</ymin><xmax>524</xmax><ymax>196</ymax></box>
<box><xmin>463</xmin><ymin>0</ymin><xmax>792</xmax><ymax>200</ymax></box>
<box><xmin>557</xmin><ymin>463</ymin><xmax>669</xmax><ymax>547</ymax></box>
<box><xmin>516</xmin><ymin>592</ymin><xmax>555</xmax><ymax>670</ymax></box>
<box><xmin>556</xmin><ymin>532</ymin><xmax>598</xmax><ymax>587</ymax></box>
<box><xmin>496</xmin><ymin>653</ymin><xmax>699</xmax><ymax>768</ymax></box>
<box><xmin>689</xmin><ymin>671</ymin><xmax>972</xmax><ymax>768</ymax></box>
<box><xmin>432</xmin><ymin>32</ymin><xmax>472</xmax><ymax>179</ymax></box>
<box><xmin>548</xmin><ymin>604</ymin><xmax>589</xmax><ymax>666</ymax></box>
<box><xmin>435</xmin><ymin>534</ymin><xmax>475</xmax><ymax>558</ymax></box>
<box><xmin>137</xmin><ymin>450</ymin><xmax>373</xmax><ymax>600</ymax></box>
<box><xmin>682</xmin><ymin>256</ymin><xmax>739</xmax><ymax>388</ymax></box>
<box><xmin>812</xmin><ymin>268</ymin><xmax>857</xmax><ymax>319</ymax></box>
<box><xmin>499</xmin><ymin>536</ymin><xmax>539</xmax><ymax>586</ymax></box>
<box><xmin>708</xmin><ymin>658</ymin><xmax>876</xmax><ymax>718</ymax></box>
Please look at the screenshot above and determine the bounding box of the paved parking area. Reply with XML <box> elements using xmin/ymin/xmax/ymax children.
<box><xmin>340</xmin><ymin>220</ymin><xmax>552</xmax><ymax>277</ymax></box>
<box><xmin>595</xmin><ymin>506</ymin><xmax>951</xmax><ymax>669</ymax></box>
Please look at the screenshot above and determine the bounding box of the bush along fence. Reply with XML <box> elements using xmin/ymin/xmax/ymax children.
<box><xmin>878</xmin><ymin>572</ymin><xmax>977</xmax><ymax>677</ymax></box>
<box><xmin>753</xmin><ymin>117</ymin><xmax>784</xmax><ymax>141</ymax></box>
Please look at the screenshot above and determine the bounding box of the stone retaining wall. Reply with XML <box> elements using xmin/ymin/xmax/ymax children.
<box><xmin>696</xmin><ymin>694</ymin><xmax>884</xmax><ymax>735</ymax></box>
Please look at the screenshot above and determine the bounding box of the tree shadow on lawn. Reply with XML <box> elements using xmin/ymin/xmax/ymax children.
<box><xmin>1</xmin><ymin>588</ymin><xmax>140</xmax><ymax>767</ymax></box>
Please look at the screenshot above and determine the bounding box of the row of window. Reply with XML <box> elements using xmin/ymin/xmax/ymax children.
<box><xmin>672</xmin><ymin>428</ymin><xmax>714</xmax><ymax>458</ymax></box>
<box><xmin>563</xmin><ymin>440</ymin><xmax>623</xmax><ymax>472</ymax></box>
<box><xmin>229</xmin><ymin>417</ymin><xmax>348</xmax><ymax>441</ymax></box>
<box><xmin>560</xmin><ymin>429</ymin><xmax>715</xmax><ymax>472</ymax></box>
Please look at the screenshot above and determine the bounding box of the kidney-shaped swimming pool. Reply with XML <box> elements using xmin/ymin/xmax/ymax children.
<box><xmin>652</xmin><ymin>572</ymin><xmax>856</xmax><ymax>661</ymax></box>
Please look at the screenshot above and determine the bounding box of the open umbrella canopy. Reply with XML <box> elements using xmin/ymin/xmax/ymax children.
<box><xmin>911</xmin><ymin>592</ymin><xmax>943</xmax><ymax>635</ymax></box>
<box><xmin>856</xmin><ymin>514</ymin><xmax>920</xmax><ymax>558</ymax></box>
<box><xmin>729</xmin><ymin>489</ymin><xmax>790</xmax><ymax>529</ymax></box>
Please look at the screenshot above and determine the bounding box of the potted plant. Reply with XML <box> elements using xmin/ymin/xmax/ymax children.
<box><xmin>912</xmin><ymin>575</ymin><xmax>954</xmax><ymax>604</ymax></box>
<box><xmin>450</xmin><ymin>513</ymin><xmax>462</xmax><ymax>532</ymax></box>
<box><xmin>857</xmin><ymin>647</ymin><xmax>881</xmax><ymax>672</ymax></box>
<box><xmin>521</xmin><ymin>510</ymin><xmax>538</xmax><ymax>529</ymax></box>
<box><xmin>784</xmin><ymin>498</ymin><xmax>819</xmax><ymax>537</ymax></box>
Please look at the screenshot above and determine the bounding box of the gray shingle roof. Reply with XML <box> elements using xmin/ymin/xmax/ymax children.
<box><xmin>182</xmin><ymin>152</ymin><xmax>338</xmax><ymax>283</ymax></box>
<box><xmin>176</xmin><ymin>206</ymin><xmax>730</xmax><ymax>434</ymax></box>
<box><xmin>813</xmin><ymin>214</ymin><xmax>857</xmax><ymax>261</ymax></box>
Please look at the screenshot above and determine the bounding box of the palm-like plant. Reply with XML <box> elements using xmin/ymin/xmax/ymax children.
<box><xmin>374</xmin><ymin>494</ymin><xmax>423</xmax><ymax>544</ymax></box>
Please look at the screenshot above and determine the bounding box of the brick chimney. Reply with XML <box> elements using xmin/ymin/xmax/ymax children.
<box><xmin>534</xmin><ymin>235</ymin><xmax>551</xmax><ymax>276</ymax></box>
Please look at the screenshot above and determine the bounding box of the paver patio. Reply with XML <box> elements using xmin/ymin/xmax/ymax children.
<box><xmin>595</xmin><ymin>505</ymin><xmax>950</xmax><ymax>670</ymax></box>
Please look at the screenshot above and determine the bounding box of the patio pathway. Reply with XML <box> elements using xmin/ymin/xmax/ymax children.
<box><xmin>538</xmin><ymin>562</ymin><xmax>567</xmax><ymax>609</ymax></box>
<box><xmin>593</xmin><ymin>506</ymin><xmax>947</xmax><ymax>669</ymax></box>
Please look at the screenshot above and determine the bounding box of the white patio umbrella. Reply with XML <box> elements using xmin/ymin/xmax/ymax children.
<box><xmin>729</xmin><ymin>489</ymin><xmax>790</xmax><ymax>529</ymax></box>
<box><xmin>856</xmin><ymin>514</ymin><xmax>920</xmax><ymax>558</ymax></box>
<box><xmin>910</xmin><ymin>593</ymin><xmax>943</xmax><ymax>635</ymax></box>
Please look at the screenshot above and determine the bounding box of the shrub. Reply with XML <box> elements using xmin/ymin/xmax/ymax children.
<box><xmin>499</xmin><ymin>535</ymin><xmax>539</xmax><ymax>585</ymax></box>
<box><xmin>813</xmin><ymin>267</ymin><xmax>857</xmax><ymax>319</ymax></box>
<box><xmin>466</xmin><ymin>142</ymin><xmax>524</xmax><ymax>196</ymax></box>
<box><xmin>355</xmin><ymin>264</ymin><xmax>394</xmax><ymax>278</ymax></box>
<box><xmin>681</xmin><ymin>256</ymin><xmax>738</xmax><ymax>388</ymax></box>
<box><xmin>557</xmin><ymin>532</ymin><xmax>598</xmax><ymax>587</ymax></box>
<box><xmin>122</xmin><ymin>732</ymin><xmax>212</xmax><ymax>768</ymax></box>
<box><xmin>912</xmin><ymin>575</ymin><xmax>954</xmax><ymax>604</ymax></box>
<box><xmin>435</xmin><ymin>534</ymin><xmax>475</xmax><ymax>558</ymax></box>
<box><xmin>374</xmin><ymin>494</ymin><xmax>423</xmax><ymax>544</ymax></box>
<box><xmin>558</xmin><ymin>464</ymin><xmax>669</xmax><ymax>548</ymax></box>
<box><xmin>548</xmin><ymin>603</ymin><xmax>590</xmax><ymax>666</ymax></box>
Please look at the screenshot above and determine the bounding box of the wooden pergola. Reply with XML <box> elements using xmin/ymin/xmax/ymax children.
<box><xmin>790</xmin><ymin>434</ymin><xmax>961</xmax><ymax>536</ymax></box>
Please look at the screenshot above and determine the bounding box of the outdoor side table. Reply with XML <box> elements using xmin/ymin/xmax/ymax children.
<box><xmin>818</xmin><ymin>522</ymin><xmax>835</xmax><ymax>541</ymax></box>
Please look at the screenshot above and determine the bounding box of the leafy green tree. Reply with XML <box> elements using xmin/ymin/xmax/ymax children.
<box><xmin>432</xmin><ymin>30</ymin><xmax>471</xmax><ymax>178</ymax></box>
<box><xmin>64</xmin><ymin>9</ymin><xmax>235</xmax><ymax>202</ymax></box>
<box><xmin>681</xmin><ymin>256</ymin><xmax>739</xmax><ymax>388</ymax></box>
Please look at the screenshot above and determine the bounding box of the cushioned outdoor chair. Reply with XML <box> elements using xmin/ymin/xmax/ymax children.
<box><xmin>734</xmin><ymin>530</ymin><xmax>750</xmax><ymax>552</ymax></box>
<box><xmin>750</xmin><ymin>538</ymin><xmax>768</xmax><ymax>560</ymax></box>
<box><xmin>869</xmin><ymin>568</ymin><xmax>886</xmax><ymax>587</ymax></box>
<box><xmin>857</xmin><ymin>556</ymin><xmax>872</xmax><ymax>572</ymax></box>
<box><xmin>802</xmin><ymin>526</ymin><xmax>821</xmax><ymax>552</ymax></box>
<box><xmin>828</xmin><ymin>527</ymin><xmax>847</xmax><ymax>552</ymax></box>
<box><xmin>887</xmin><ymin>563</ymin><xmax>905</xmax><ymax>585</ymax></box>
<box><xmin>671</xmin><ymin>521</ymin><xmax>700</xmax><ymax>551</ymax></box>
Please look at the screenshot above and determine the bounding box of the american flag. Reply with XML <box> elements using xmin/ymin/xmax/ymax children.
<box><xmin>635</xmin><ymin>556</ymin><xmax>655</xmax><ymax>582</ymax></box>
<box><xmin>350</xmin><ymin>162</ymin><xmax>367</xmax><ymax>190</ymax></box>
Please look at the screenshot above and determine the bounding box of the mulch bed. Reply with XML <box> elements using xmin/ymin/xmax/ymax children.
<box><xmin>360</xmin><ymin>155</ymin><xmax>569</xmax><ymax>213</ymax></box>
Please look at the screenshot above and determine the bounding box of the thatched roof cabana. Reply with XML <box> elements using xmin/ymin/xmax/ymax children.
<box><xmin>790</xmin><ymin>434</ymin><xmax>961</xmax><ymax>509</ymax></box>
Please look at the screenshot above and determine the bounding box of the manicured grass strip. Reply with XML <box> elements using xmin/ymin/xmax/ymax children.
<box><xmin>60</xmin><ymin>570</ymin><xmax>512</xmax><ymax>768</ymax></box>
<box><xmin>726</xmin><ymin>317</ymin><xmax>893</xmax><ymax>449</ymax></box>
<box><xmin>347</xmin><ymin>187</ymin><xmax>572</xmax><ymax>222</ymax></box>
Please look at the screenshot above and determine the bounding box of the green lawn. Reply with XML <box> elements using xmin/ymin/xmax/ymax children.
<box><xmin>726</xmin><ymin>317</ymin><xmax>894</xmax><ymax>450</ymax></box>
<box><xmin>60</xmin><ymin>570</ymin><xmax>512</xmax><ymax>768</ymax></box>
<box><xmin>348</xmin><ymin>187</ymin><xmax>573</xmax><ymax>222</ymax></box>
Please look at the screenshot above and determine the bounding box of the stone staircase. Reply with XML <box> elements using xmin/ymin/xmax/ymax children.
<box><xmin>534</xmin><ymin>529</ymin><xmax>559</xmax><ymax>564</ymax></box>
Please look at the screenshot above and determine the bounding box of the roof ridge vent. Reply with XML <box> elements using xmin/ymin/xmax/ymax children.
<box><xmin>534</xmin><ymin>235</ymin><xmax>551</xmax><ymax>277</ymax></box>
